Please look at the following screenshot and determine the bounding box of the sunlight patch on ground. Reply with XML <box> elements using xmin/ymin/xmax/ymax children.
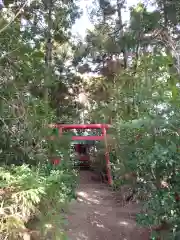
<box><xmin>77</xmin><ymin>232</ymin><xmax>89</xmax><ymax>240</ymax></box>
<box><xmin>94</xmin><ymin>211</ymin><xmax>106</xmax><ymax>216</ymax></box>
<box><xmin>119</xmin><ymin>221</ymin><xmax>129</xmax><ymax>226</ymax></box>
<box><xmin>91</xmin><ymin>220</ymin><xmax>105</xmax><ymax>229</ymax></box>
<box><xmin>118</xmin><ymin>220</ymin><xmax>136</xmax><ymax>230</ymax></box>
<box><xmin>96</xmin><ymin>223</ymin><xmax>105</xmax><ymax>228</ymax></box>
<box><xmin>77</xmin><ymin>191</ymin><xmax>101</xmax><ymax>204</ymax></box>
<box><xmin>68</xmin><ymin>229</ymin><xmax>89</xmax><ymax>240</ymax></box>
<box><xmin>77</xmin><ymin>191</ymin><xmax>88</xmax><ymax>198</ymax></box>
<box><xmin>94</xmin><ymin>190</ymin><xmax>100</xmax><ymax>193</ymax></box>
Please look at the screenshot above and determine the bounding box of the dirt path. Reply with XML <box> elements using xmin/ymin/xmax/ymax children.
<box><xmin>66</xmin><ymin>170</ymin><xmax>150</xmax><ymax>240</ymax></box>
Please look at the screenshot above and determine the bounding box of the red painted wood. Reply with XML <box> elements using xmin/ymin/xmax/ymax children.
<box><xmin>51</xmin><ymin>158</ymin><xmax>61</xmax><ymax>165</ymax></box>
<box><xmin>102</xmin><ymin>128</ymin><xmax>113</xmax><ymax>186</ymax></box>
<box><xmin>79</xmin><ymin>155</ymin><xmax>89</xmax><ymax>161</ymax></box>
<box><xmin>72</xmin><ymin>135</ymin><xmax>104</xmax><ymax>141</ymax></box>
<box><xmin>48</xmin><ymin>135</ymin><xmax>104</xmax><ymax>141</ymax></box>
<box><xmin>59</xmin><ymin>127</ymin><xmax>63</xmax><ymax>136</ymax></box>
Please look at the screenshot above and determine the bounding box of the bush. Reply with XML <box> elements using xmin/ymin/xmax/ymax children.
<box><xmin>0</xmin><ymin>164</ymin><xmax>77</xmax><ymax>239</ymax></box>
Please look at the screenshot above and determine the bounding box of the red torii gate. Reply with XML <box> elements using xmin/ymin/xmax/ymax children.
<box><xmin>49</xmin><ymin>123</ymin><xmax>113</xmax><ymax>185</ymax></box>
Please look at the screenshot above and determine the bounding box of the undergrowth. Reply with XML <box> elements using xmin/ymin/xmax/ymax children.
<box><xmin>0</xmin><ymin>164</ymin><xmax>77</xmax><ymax>239</ymax></box>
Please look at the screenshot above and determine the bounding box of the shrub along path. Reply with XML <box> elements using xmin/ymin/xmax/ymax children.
<box><xmin>66</xmin><ymin>170</ymin><xmax>150</xmax><ymax>240</ymax></box>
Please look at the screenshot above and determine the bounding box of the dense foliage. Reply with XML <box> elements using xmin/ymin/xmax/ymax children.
<box><xmin>76</xmin><ymin>0</ymin><xmax>180</xmax><ymax>239</ymax></box>
<box><xmin>0</xmin><ymin>0</ymin><xmax>81</xmax><ymax>238</ymax></box>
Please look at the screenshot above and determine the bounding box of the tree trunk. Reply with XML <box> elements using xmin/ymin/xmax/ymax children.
<box><xmin>116</xmin><ymin>0</ymin><xmax>127</xmax><ymax>68</ymax></box>
<box><xmin>44</xmin><ymin>0</ymin><xmax>53</xmax><ymax>102</ymax></box>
